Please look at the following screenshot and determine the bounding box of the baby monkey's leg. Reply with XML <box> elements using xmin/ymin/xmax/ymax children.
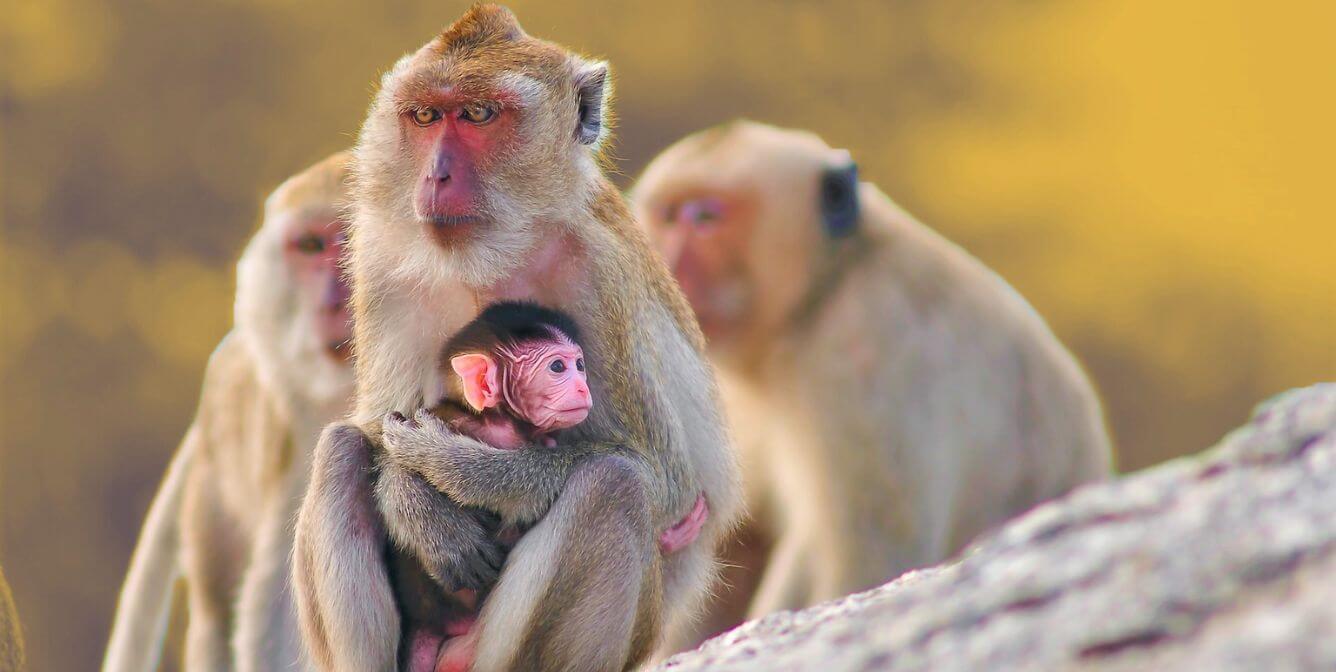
<box><xmin>374</xmin><ymin>460</ymin><xmax>505</xmax><ymax>592</ymax></box>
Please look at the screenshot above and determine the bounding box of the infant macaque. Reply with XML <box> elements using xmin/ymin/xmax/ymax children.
<box><xmin>376</xmin><ymin>301</ymin><xmax>593</xmax><ymax>600</ymax></box>
<box><xmin>376</xmin><ymin>302</ymin><xmax>604</xmax><ymax>667</ymax></box>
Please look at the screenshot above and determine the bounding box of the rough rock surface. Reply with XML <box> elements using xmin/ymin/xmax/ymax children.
<box><xmin>658</xmin><ymin>384</ymin><xmax>1336</xmax><ymax>672</ymax></box>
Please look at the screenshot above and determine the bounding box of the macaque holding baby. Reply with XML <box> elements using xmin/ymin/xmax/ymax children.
<box><xmin>378</xmin><ymin>302</ymin><xmax>706</xmax><ymax>593</ymax></box>
<box><xmin>374</xmin><ymin>302</ymin><xmax>707</xmax><ymax>669</ymax></box>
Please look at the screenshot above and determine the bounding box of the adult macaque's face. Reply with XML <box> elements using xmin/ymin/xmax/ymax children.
<box><xmin>401</xmin><ymin>90</ymin><xmax>518</xmax><ymax>248</ymax></box>
<box><xmin>644</xmin><ymin>193</ymin><xmax>759</xmax><ymax>341</ymax></box>
<box><xmin>283</xmin><ymin>215</ymin><xmax>352</xmax><ymax>361</ymax></box>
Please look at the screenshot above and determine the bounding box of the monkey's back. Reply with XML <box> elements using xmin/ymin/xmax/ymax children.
<box><xmin>756</xmin><ymin>184</ymin><xmax>1111</xmax><ymax>599</ymax></box>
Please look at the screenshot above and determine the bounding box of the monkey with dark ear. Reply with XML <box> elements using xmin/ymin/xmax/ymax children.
<box><xmin>819</xmin><ymin>162</ymin><xmax>860</xmax><ymax>238</ymax></box>
<box><xmin>633</xmin><ymin>120</ymin><xmax>1112</xmax><ymax>651</ymax></box>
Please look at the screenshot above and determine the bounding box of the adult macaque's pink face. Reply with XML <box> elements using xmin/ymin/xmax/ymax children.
<box><xmin>400</xmin><ymin>87</ymin><xmax>519</xmax><ymax>247</ymax></box>
<box><xmin>646</xmin><ymin>194</ymin><xmax>757</xmax><ymax>340</ymax></box>
<box><xmin>283</xmin><ymin>216</ymin><xmax>353</xmax><ymax>361</ymax></box>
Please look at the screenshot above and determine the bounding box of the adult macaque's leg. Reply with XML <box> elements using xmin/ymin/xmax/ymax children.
<box><xmin>470</xmin><ymin>455</ymin><xmax>663</xmax><ymax>672</ymax></box>
<box><xmin>292</xmin><ymin>424</ymin><xmax>398</xmax><ymax>671</ymax></box>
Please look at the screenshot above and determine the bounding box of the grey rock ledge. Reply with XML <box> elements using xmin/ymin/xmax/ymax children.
<box><xmin>658</xmin><ymin>384</ymin><xmax>1336</xmax><ymax>672</ymax></box>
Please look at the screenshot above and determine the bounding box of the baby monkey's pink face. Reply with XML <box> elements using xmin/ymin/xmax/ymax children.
<box><xmin>450</xmin><ymin>331</ymin><xmax>592</xmax><ymax>432</ymax></box>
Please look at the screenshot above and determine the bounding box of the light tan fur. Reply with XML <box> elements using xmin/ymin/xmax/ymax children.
<box><xmin>0</xmin><ymin>565</ymin><xmax>22</xmax><ymax>672</ymax></box>
<box><xmin>292</xmin><ymin>6</ymin><xmax>740</xmax><ymax>671</ymax></box>
<box><xmin>102</xmin><ymin>153</ymin><xmax>355</xmax><ymax>672</ymax></box>
<box><xmin>632</xmin><ymin>121</ymin><xmax>1114</xmax><ymax>645</ymax></box>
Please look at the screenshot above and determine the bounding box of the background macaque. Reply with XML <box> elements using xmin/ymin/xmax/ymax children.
<box><xmin>632</xmin><ymin>121</ymin><xmax>1114</xmax><ymax>644</ymax></box>
<box><xmin>292</xmin><ymin>6</ymin><xmax>741</xmax><ymax>672</ymax></box>
<box><xmin>102</xmin><ymin>153</ymin><xmax>355</xmax><ymax>672</ymax></box>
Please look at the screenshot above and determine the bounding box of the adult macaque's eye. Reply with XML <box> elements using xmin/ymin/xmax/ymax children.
<box><xmin>412</xmin><ymin>107</ymin><xmax>442</xmax><ymax>126</ymax></box>
<box><xmin>549</xmin><ymin>359</ymin><xmax>566</xmax><ymax>373</ymax></box>
<box><xmin>460</xmin><ymin>104</ymin><xmax>496</xmax><ymax>124</ymax></box>
<box><xmin>294</xmin><ymin>234</ymin><xmax>325</xmax><ymax>254</ymax></box>
<box><xmin>575</xmin><ymin>358</ymin><xmax>584</xmax><ymax>372</ymax></box>
<box><xmin>677</xmin><ymin>198</ymin><xmax>724</xmax><ymax>228</ymax></box>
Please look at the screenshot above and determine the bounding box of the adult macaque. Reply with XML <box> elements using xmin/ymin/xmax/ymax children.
<box><xmin>631</xmin><ymin>121</ymin><xmax>1114</xmax><ymax>642</ymax></box>
<box><xmin>292</xmin><ymin>6</ymin><xmax>740</xmax><ymax>672</ymax></box>
<box><xmin>102</xmin><ymin>153</ymin><xmax>355</xmax><ymax>672</ymax></box>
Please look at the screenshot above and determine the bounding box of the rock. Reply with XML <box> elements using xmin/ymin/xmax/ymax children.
<box><xmin>658</xmin><ymin>384</ymin><xmax>1336</xmax><ymax>672</ymax></box>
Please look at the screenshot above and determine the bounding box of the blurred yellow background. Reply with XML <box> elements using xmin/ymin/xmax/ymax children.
<box><xmin>1</xmin><ymin>1</ymin><xmax>1332</xmax><ymax>669</ymax></box>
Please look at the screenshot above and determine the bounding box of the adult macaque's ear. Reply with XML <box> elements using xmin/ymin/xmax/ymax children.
<box><xmin>450</xmin><ymin>353</ymin><xmax>500</xmax><ymax>411</ymax></box>
<box><xmin>572</xmin><ymin>58</ymin><xmax>610</xmax><ymax>147</ymax></box>
<box><xmin>820</xmin><ymin>158</ymin><xmax>860</xmax><ymax>238</ymax></box>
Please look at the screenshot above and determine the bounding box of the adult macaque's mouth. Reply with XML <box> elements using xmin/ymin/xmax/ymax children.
<box><xmin>325</xmin><ymin>339</ymin><xmax>353</xmax><ymax>362</ymax></box>
<box><xmin>426</xmin><ymin>214</ymin><xmax>482</xmax><ymax>228</ymax></box>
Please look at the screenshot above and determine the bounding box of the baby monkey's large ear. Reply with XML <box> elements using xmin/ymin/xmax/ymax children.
<box><xmin>451</xmin><ymin>353</ymin><xmax>501</xmax><ymax>411</ymax></box>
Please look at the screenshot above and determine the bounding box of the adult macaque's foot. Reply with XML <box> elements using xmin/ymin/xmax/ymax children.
<box><xmin>660</xmin><ymin>493</ymin><xmax>709</xmax><ymax>554</ymax></box>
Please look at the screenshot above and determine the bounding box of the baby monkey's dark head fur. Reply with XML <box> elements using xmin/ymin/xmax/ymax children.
<box><xmin>444</xmin><ymin>301</ymin><xmax>583</xmax><ymax>359</ymax></box>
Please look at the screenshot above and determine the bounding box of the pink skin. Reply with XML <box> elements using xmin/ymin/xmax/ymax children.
<box><xmin>283</xmin><ymin>217</ymin><xmax>353</xmax><ymax>361</ymax></box>
<box><xmin>658</xmin><ymin>493</ymin><xmax>709</xmax><ymax>555</ymax></box>
<box><xmin>434</xmin><ymin>628</ymin><xmax>478</xmax><ymax>672</ymax></box>
<box><xmin>406</xmin><ymin>616</ymin><xmax>476</xmax><ymax>672</ymax></box>
<box><xmin>416</xmin><ymin>338</ymin><xmax>708</xmax><ymax>668</ymax></box>
<box><xmin>651</xmin><ymin>197</ymin><xmax>735</xmax><ymax>338</ymax></box>
<box><xmin>404</xmin><ymin>88</ymin><xmax>520</xmax><ymax>245</ymax></box>
<box><xmin>450</xmin><ymin>336</ymin><xmax>592</xmax><ymax>438</ymax></box>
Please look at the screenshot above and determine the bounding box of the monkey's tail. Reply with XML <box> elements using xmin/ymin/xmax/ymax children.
<box><xmin>102</xmin><ymin>433</ymin><xmax>196</xmax><ymax>672</ymax></box>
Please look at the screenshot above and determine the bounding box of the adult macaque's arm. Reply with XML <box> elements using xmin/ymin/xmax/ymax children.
<box><xmin>381</xmin><ymin>410</ymin><xmax>608</xmax><ymax>523</ymax></box>
<box><xmin>291</xmin><ymin>424</ymin><xmax>399</xmax><ymax>671</ymax></box>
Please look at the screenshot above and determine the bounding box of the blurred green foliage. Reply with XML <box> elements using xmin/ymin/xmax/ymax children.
<box><xmin>1</xmin><ymin>1</ymin><xmax>1332</xmax><ymax>669</ymax></box>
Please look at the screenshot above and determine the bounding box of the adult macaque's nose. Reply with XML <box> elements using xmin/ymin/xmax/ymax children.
<box><xmin>324</xmin><ymin>275</ymin><xmax>351</xmax><ymax>311</ymax></box>
<box><xmin>429</xmin><ymin>150</ymin><xmax>452</xmax><ymax>183</ymax></box>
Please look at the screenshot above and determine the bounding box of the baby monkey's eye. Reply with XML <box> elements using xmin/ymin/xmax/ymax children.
<box><xmin>412</xmin><ymin>107</ymin><xmax>442</xmax><ymax>126</ymax></box>
<box><xmin>549</xmin><ymin>359</ymin><xmax>566</xmax><ymax>373</ymax></box>
<box><xmin>575</xmin><ymin>358</ymin><xmax>585</xmax><ymax>372</ymax></box>
<box><xmin>460</xmin><ymin>104</ymin><xmax>496</xmax><ymax>124</ymax></box>
<box><xmin>293</xmin><ymin>234</ymin><xmax>325</xmax><ymax>254</ymax></box>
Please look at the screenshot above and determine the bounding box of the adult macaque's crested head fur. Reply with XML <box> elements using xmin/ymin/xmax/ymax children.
<box><xmin>351</xmin><ymin>4</ymin><xmax>615</xmax><ymax>290</ymax></box>
<box><xmin>631</xmin><ymin>120</ymin><xmax>861</xmax><ymax>358</ymax></box>
<box><xmin>235</xmin><ymin>152</ymin><xmax>355</xmax><ymax>409</ymax></box>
